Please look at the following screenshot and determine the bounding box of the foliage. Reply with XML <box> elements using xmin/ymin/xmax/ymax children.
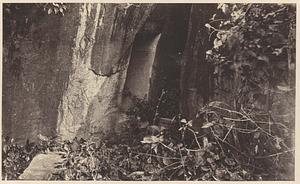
<box><xmin>40</xmin><ymin>3</ymin><xmax>67</xmax><ymax>16</ymax></box>
<box><xmin>49</xmin><ymin>139</ymin><xmax>156</xmax><ymax>180</ymax></box>
<box><xmin>138</xmin><ymin>101</ymin><xmax>294</xmax><ymax>180</ymax></box>
<box><xmin>158</xmin><ymin>89</ymin><xmax>181</xmax><ymax>118</ymax></box>
<box><xmin>2</xmin><ymin>100</ymin><xmax>294</xmax><ymax>181</ymax></box>
<box><xmin>2</xmin><ymin>136</ymin><xmax>60</xmax><ymax>180</ymax></box>
<box><xmin>203</xmin><ymin>5</ymin><xmax>295</xmax><ymax>180</ymax></box>
<box><xmin>206</xmin><ymin>3</ymin><xmax>296</xmax><ymax>111</ymax></box>
<box><xmin>125</xmin><ymin>89</ymin><xmax>179</xmax><ymax>124</ymax></box>
<box><xmin>2</xmin><ymin>137</ymin><xmax>34</xmax><ymax>180</ymax></box>
<box><xmin>4</xmin><ymin>3</ymin><xmax>67</xmax><ymax>17</ymax></box>
<box><xmin>126</xmin><ymin>96</ymin><xmax>156</xmax><ymax>123</ymax></box>
<box><xmin>45</xmin><ymin>102</ymin><xmax>279</xmax><ymax>180</ymax></box>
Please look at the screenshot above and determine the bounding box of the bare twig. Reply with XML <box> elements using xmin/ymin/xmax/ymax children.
<box><xmin>157</xmin><ymin>161</ymin><xmax>181</xmax><ymax>173</ymax></box>
<box><xmin>131</xmin><ymin>151</ymin><xmax>180</xmax><ymax>160</ymax></box>
<box><xmin>217</xmin><ymin>123</ymin><xmax>258</xmax><ymax>134</ymax></box>
<box><xmin>223</xmin><ymin>117</ymin><xmax>249</xmax><ymax>122</ymax></box>
<box><xmin>222</xmin><ymin>124</ymin><xmax>234</xmax><ymax>141</ymax></box>
<box><xmin>211</xmin><ymin>105</ymin><xmax>245</xmax><ymax>117</ymax></box>
<box><xmin>255</xmin><ymin>150</ymin><xmax>294</xmax><ymax>159</ymax></box>
<box><xmin>179</xmin><ymin>148</ymin><xmax>185</xmax><ymax>168</ymax></box>
<box><xmin>209</xmin><ymin>18</ymin><xmax>226</xmax><ymax>24</ymax></box>
<box><xmin>256</xmin><ymin>120</ymin><xmax>292</xmax><ymax>131</ymax></box>
<box><xmin>153</xmin><ymin>89</ymin><xmax>166</xmax><ymax>124</ymax></box>
<box><xmin>209</xmin><ymin>30</ymin><xmax>217</xmax><ymax>42</ymax></box>
<box><xmin>268</xmin><ymin>115</ymin><xmax>272</xmax><ymax>134</ymax></box>
<box><xmin>159</xmin><ymin>142</ymin><xmax>176</xmax><ymax>152</ymax></box>
<box><xmin>183</xmin><ymin>148</ymin><xmax>202</xmax><ymax>152</ymax></box>
<box><xmin>187</xmin><ymin>127</ymin><xmax>201</xmax><ymax>149</ymax></box>
<box><xmin>214</xmin><ymin>134</ymin><xmax>250</xmax><ymax>158</ymax></box>
<box><xmin>210</xmin><ymin>127</ymin><xmax>226</xmax><ymax>155</ymax></box>
<box><xmin>244</xmin><ymin>4</ymin><xmax>253</xmax><ymax>16</ymax></box>
<box><xmin>239</xmin><ymin>111</ymin><xmax>277</xmax><ymax>138</ymax></box>
<box><xmin>168</xmin><ymin>164</ymin><xmax>183</xmax><ymax>180</ymax></box>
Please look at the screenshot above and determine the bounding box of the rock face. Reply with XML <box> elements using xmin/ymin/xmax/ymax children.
<box><xmin>3</xmin><ymin>3</ymin><xmax>154</xmax><ymax>142</ymax></box>
<box><xmin>3</xmin><ymin>4</ymin><xmax>78</xmax><ymax>142</ymax></box>
<box><xmin>148</xmin><ymin>4</ymin><xmax>190</xmax><ymax>116</ymax></box>
<box><xmin>179</xmin><ymin>4</ymin><xmax>217</xmax><ymax>118</ymax></box>
<box><xmin>121</xmin><ymin>33</ymin><xmax>161</xmax><ymax>110</ymax></box>
<box><xmin>2</xmin><ymin>3</ymin><xmax>219</xmax><ymax>141</ymax></box>
<box><xmin>63</xmin><ymin>4</ymin><xmax>154</xmax><ymax>141</ymax></box>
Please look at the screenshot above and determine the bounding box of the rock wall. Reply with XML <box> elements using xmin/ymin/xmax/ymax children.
<box><xmin>61</xmin><ymin>4</ymin><xmax>154</xmax><ymax>141</ymax></box>
<box><xmin>3</xmin><ymin>3</ymin><xmax>228</xmax><ymax>141</ymax></box>
<box><xmin>3</xmin><ymin>4</ymin><xmax>78</xmax><ymax>142</ymax></box>
<box><xmin>2</xmin><ymin>3</ymin><xmax>154</xmax><ymax>142</ymax></box>
<box><xmin>148</xmin><ymin>4</ymin><xmax>190</xmax><ymax>118</ymax></box>
<box><xmin>56</xmin><ymin>3</ymin><xmax>105</xmax><ymax>140</ymax></box>
<box><xmin>179</xmin><ymin>4</ymin><xmax>216</xmax><ymax>119</ymax></box>
<box><xmin>122</xmin><ymin>33</ymin><xmax>161</xmax><ymax>109</ymax></box>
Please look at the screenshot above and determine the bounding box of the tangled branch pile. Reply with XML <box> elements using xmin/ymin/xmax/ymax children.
<box><xmin>4</xmin><ymin>99</ymin><xmax>293</xmax><ymax>181</ymax></box>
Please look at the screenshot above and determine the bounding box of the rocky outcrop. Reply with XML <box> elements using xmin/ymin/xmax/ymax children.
<box><xmin>148</xmin><ymin>4</ymin><xmax>190</xmax><ymax>117</ymax></box>
<box><xmin>3</xmin><ymin>3</ymin><xmax>154</xmax><ymax>142</ymax></box>
<box><xmin>59</xmin><ymin>4</ymin><xmax>154</xmax><ymax>141</ymax></box>
<box><xmin>179</xmin><ymin>4</ymin><xmax>216</xmax><ymax>118</ymax></box>
<box><xmin>2</xmin><ymin>3</ymin><xmax>222</xmax><ymax>142</ymax></box>
<box><xmin>3</xmin><ymin>4</ymin><xmax>78</xmax><ymax>142</ymax></box>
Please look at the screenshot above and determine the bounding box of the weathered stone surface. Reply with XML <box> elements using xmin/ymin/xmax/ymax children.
<box><xmin>91</xmin><ymin>4</ymin><xmax>155</xmax><ymax>75</ymax></box>
<box><xmin>122</xmin><ymin>33</ymin><xmax>161</xmax><ymax>103</ymax></box>
<box><xmin>3</xmin><ymin>3</ymin><xmax>220</xmax><ymax>142</ymax></box>
<box><xmin>56</xmin><ymin>3</ymin><xmax>107</xmax><ymax>140</ymax></box>
<box><xmin>2</xmin><ymin>4</ymin><xmax>79</xmax><ymax>142</ymax></box>
<box><xmin>3</xmin><ymin>3</ymin><xmax>154</xmax><ymax>142</ymax></box>
<box><xmin>179</xmin><ymin>4</ymin><xmax>216</xmax><ymax>119</ymax></box>
<box><xmin>18</xmin><ymin>152</ymin><xmax>63</xmax><ymax>180</ymax></box>
<box><xmin>57</xmin><ymin>4</ymin><xmax>154</xmax><ymax>140</ymax></box>
<box><xmin>148</xmin><ymin>4</ymin><xmax>190</xmax><ymax>110</ymax></box>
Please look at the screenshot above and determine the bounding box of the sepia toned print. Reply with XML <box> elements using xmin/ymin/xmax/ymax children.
<box><xmin>2</xmin><ymin>3</ymin><xmax>296</xmax><ymax>181</ymax></box>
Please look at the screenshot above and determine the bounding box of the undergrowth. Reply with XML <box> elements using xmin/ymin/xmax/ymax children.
<box><xmin>2</xmin><ymin>101</ymin><xmax>294</xmax><ymax>181</ymax></box>
<box><xmin>2</xmin><ymin>136</ymin><xmax>60</xmax><ymax>180</ymax></box>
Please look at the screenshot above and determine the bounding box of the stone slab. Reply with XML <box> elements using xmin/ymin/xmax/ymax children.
<box><xmin>18</xmin><ymin>152</ymin><xmax>64</xmax><ymax>180</ymax></box>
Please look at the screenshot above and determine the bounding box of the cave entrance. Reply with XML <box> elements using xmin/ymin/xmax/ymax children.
<box><xmin>121</xmin><ymin>4</ymin><xmax>191</xmax><ymax>119</ymax></box>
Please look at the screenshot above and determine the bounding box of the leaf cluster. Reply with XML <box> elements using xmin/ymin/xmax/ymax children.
<box><xmin>206</xmin><ymin>3</ymin><xmax>295</xmax><ymax>110</ymax></box>
<box><xmin>48</xmin><ymin>101</ymin><xmax>293</xmax><ymax>181</ymax></box>
<box><xmin>2</xmin><ymin>136</ymin><xmax>60</xmax><ymax>180</ymax></box>
<box><xmin>2</xmin><ymin>99</ymin><xmax>294</xmax><ymax>180</ymax></box>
